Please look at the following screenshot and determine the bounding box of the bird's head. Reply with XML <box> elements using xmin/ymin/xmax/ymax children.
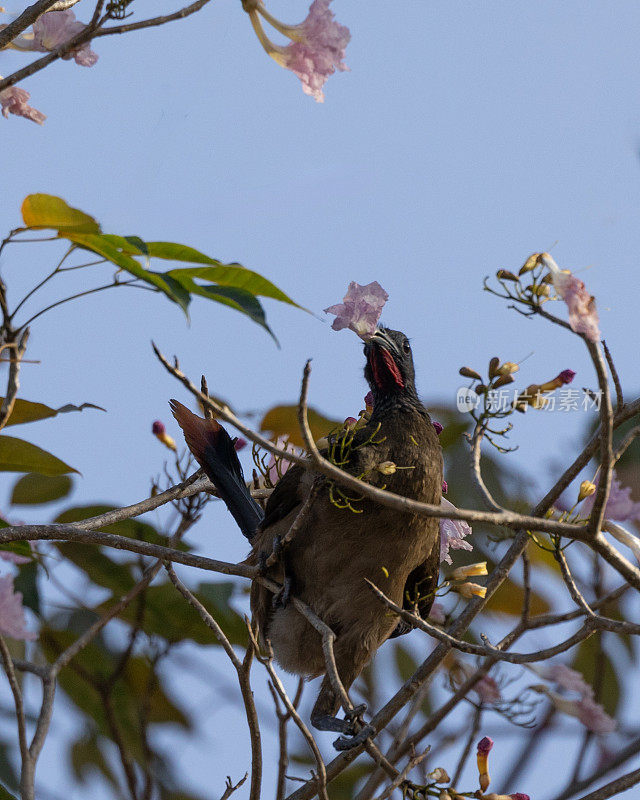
<box><xmin>363</xmin><ymin>327</ymin><xmax>418</xmax><ymax>406</ymax></box>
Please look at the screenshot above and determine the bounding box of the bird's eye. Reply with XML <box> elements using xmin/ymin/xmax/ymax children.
<box><xmin>402</xmin><ymin>340</ymin><xmax>411</xmax><ymax>354</ymax></box>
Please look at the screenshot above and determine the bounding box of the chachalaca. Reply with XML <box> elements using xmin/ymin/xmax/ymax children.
<box><xmin>170</xmin><ymin>326</ymin><xmax>443</xmax><ymax>749</ymax></box>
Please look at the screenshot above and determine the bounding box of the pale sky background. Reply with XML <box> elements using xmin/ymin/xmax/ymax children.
<box><xmin>1</xmin><ymin>1</ymin><xmax>640</xmax><ymax>797</ymax></box>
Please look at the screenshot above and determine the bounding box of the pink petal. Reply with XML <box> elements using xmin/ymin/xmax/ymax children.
<box><xmin>439</xmin><ymin>497</ymin><xmax>473</xmax><ymax>564</ymax></box>
<box><xmin>324</xmin><ymin>281</ymin><xmax>389</xmax><ymax>341</ymax></box>
<box><xmin>0</xmin><ymin>575</ymin><xmax>37</xmax><ymax>640</ymax></box>
<box><xmin>0</xmin><ymin>85</ymin><xmax>45</xmax><ymax>124</ymax></box>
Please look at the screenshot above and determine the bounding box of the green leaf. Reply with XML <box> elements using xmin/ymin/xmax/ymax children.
<box><xmin>0</xmin><ymin>541</ymin><xmax>33</xmax><ymax>560</ymax></box>
<box><xmin>485</xmin><ymin>577</ymin><xmax>550</xmax><ymax>616</ymax></box>
<box><xmin>107</xmin><ymin>581</ymin><xmax>247</xmax><ymax>646</ymax></box>
<box><xmin>573</xmin><ymin>637</ymin><xmax>620</xmax><ymax>717</ymax></box>
<box><xmin>393</xmin><ymin>643</ymin><xmax>419</xmax><ymax>682</ymax></box>
<box><xmin>67</xmin><ymin>233</ymin><xmax>191</xmax><ymax>316</ymax></box>
<box><xmin>260</xmin><ymin>405</ymin><xmax>342</xmax><ymax>449</ymax></box>
<box><xmin>171</xmin><ymin>274</ymin><xmax>273</xmax><ymax>336</ymax></box>
<box><xmin>70</xmin><ymin>733</ymin><xmax>120</xmax><ymax>788</ymax></box>
<box><xmin>0</xmin><ymin>436</ymin><xmax>77</xmax><ymax>475</ymax></box>
<box><xmin>21</xmin><ymin>194</ymin><xmax>101</xmax><ymax>234</ymax></box>
<box><xmin>56</xmin><ymin>543</ymin><xmax>135</xmax><ymax>595</ymax></box>
<box><xmin>0</xmin><ymin>398</ymin><xmax>105</xmax><ymax>427</ymax></box>
<box><xmin>11</xmin><ymin>473</ymin><xmax>73</xmax><ymax>505</ymax></box>
<box><xmin>14</xmin><ymin>562</ymin><xmax>39</xmax><ymax>615</ymax></box>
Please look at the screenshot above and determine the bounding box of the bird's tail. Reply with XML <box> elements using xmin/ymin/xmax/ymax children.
<box><xmin>169</xmin><ymin>399</ymin><xmax>264</xmax><ymax>541</ymax></box>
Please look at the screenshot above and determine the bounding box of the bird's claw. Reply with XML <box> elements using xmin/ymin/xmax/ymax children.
<box><xmin>344</xmin><ymin>703</ymin><xmax>367</xmax><ymax>724</ymax></box>
<box><xmin>333</xmin><ymin>723</ymin><xmax>375</xmax><ymax>751</ymax></box>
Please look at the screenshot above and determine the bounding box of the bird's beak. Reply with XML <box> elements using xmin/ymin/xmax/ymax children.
<box><xmin>366</xmin><ymin>329</ymin><xmax>400</xmax><ymax>358</ymax></box>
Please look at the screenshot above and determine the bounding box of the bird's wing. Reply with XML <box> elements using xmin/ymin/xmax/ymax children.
<box><xmin>260</xmin><ymin>464</ymin><xmax>306</xmax><ymax>530</ymax></box>
<box><xmin>388</xmin><ymin>534</ymin><xmax>441</xmax><ymax>639</ymax></box>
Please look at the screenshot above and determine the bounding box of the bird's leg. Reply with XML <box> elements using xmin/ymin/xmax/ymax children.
<box><xmin>272</xmin><ymin>542</ymin><xmax>295</xmax><ymax>608</ymax></box>
<box><xmin>310</xmin><ymin>645</ymin><xmax>376</xmax><ymax>751</ymax></box>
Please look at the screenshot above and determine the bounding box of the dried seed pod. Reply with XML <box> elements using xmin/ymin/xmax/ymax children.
<box><xmin>488</xmin><ymin>357</ymin><xmax>500</xmax><ymax>378</ymax></box>
<box><xmin>519</xmin><ymin>253</ymin><xmax>540</xmax><ymax>274</ymax></box>
<box><xmin>496</xmin><ymin>269</ymin><xmax>519</xmax><ymax>282</ymax></box>
<box><xmin>459</xmin><ymin>366</ymin><xmax>482</xmax><ymax>380</ymax></box>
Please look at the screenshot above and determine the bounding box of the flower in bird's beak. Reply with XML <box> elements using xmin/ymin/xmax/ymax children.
<box><xmin>324</xmin><ymin>281</ymin><xmax>389</xmax><ymax>340</ymax></box>
<box><xmin>243</xmin><ymin>0</ymin><xmax>350</xmax><ymax>102</ymax></box>
<box><xmin>541</xmin><ymin>253</ymin><xmax>600</xmax><ymax>342</ymax></box>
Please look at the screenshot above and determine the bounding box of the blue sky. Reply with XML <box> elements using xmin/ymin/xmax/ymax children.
<box><xmin>1</xmin><ymin>1</ymin><xmax>640</xmax><ymax>796</ymax></box>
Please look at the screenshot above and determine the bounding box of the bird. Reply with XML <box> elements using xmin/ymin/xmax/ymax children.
<box><xmin>170</xmin><ymin>327</ymin><xmax>443</xmax><ymax>750</ymax></box>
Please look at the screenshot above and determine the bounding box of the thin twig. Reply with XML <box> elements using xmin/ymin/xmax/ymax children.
<box><xmin>602</xmin><ymin>339</ymin><xmax>623</xmax><ymax>411</ymax></box>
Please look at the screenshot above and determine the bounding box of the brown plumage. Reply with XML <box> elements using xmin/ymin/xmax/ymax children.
<box><xmin>171</xmin><ymin>327</ymin><xmax>443</xmax><ymax>750</ymax></box>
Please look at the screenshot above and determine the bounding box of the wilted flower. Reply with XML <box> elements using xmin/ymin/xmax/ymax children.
<box><xmin>428</xmin><ymin>767</ymin><xmax>450</xmax><ymax>784</ymax></box>
<box><xmin>377</xmin><ymin>460</ymin><xmax>396</xmax><ymax>475</ymax></box>
<box><xmin>152</xmin><ymin>420</ymin><xmax>177</xmax><ymax>452</ymax></box>
<box><xmin>439</xmin><ymin>497</ymin><xmax>473</xmax><ymax>564</ymax></box>
<box><xmin>451</xmin><ymin>561</ymin><xmax>487</xmax><ymax>581</ymax></box>
<box><xmin>541</xmin><ymin>253</ymin><xmax>600</xmax><ymax>342</ymax></box>
<box><xmin>244</xmin><ymin>0</ymin><xmax>350</xmax><ymax>102</ymax></box>
<box><xmin>0</xmin><ymin>575</ymin><xmax>37</xmax><ymax>640</ymax></box>
<box><xmin>0</xmin><ymin>82</ymin><xmax>45</xmax><ymax>124</ymax></box>
<box><xmin>324</xmin><ymin>281</ymin><xmax>388</xmax><ymax>340</ymax></box>
<box><xmin>456</xmin><ymin>582</ymin><xmax>486</xmax><ymax>599</ymax></box>
<box><xmin>32</xmin><ymin>9</ymin><xmax>98</xmax><ymax>66</ymax></box>
<box><xmin>496</xmin><ymin>361</ymin><xmax>519</xmax><ymax>376</ymax></box>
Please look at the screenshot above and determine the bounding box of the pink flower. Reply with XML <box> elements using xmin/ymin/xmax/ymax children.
<box><xmin>543</xmin><ymin>663</ymin><xmax>593</xmax><ymax>696</ymax></box>
<box><xmin>248</xmin><ymin>0</ymin><xmax>350</xmax><ymax>102</ymax></box>
<box><xmin>558</xmin><ymin>369</ymin><xmax>576</xmax><ymax>384</ymax></box>
<box><xmin>442</xmin><ymin>480</ymin><xmax>448</xmax><ymax>493</ymax></box>
<box><xmin>0</xmin><ymin>83</ymin><xmax>45</xmax><ymax>124</ymax></box>
<box><xmin>0</xmin><ymin>575</ymin><xmax>37</xmax><ymax>640</ymax></box>
<box><xmin>475</xmin><ymin>675</ymin><xmax>501</xmax><ymax>704</ymax></box>
<box><xmin>541</xmin><ymin>254</ymin><xmax>600</xmax><ymax>342</ymax></box>
<box><xmin>32</xmin><ymin>9</ymin><xmax>98</xmax><ymax>66</ymax></box>
<box><xmin>477</xmin><ymin>736</ymin><xmax>494</xmax><ymax>756</ymax></box>
<box><xmin>324</xmin><ymin>281</ymin><xmax>389</xmax><ymax>340</ymax></box>
<box><xmin>575</xmin><ymin>695</ymin><xmax>616</xmax><ymax>734</ymax></box>
<box><xmin>581</xmin><ymin>471</ymin><xmax>640</xmax><ymax>523</ymax></box>
<box><xmin>428</xmin><ymin>602</ymin><xmax>446</xmax><ymax>624</ymax></box>
<box><xmin>440</xmin><ymin>497</ymin><xmax>473</xmax><ymax>564</ymax></box>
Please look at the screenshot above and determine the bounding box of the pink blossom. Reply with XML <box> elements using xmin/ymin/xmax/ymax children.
<box><xmin>440</xmin><ymin>497</ymin><xmax>473</xmax><ymax>564</ymax></box>
<box><xmin>558</xmin><ymin>369</ymin><xmax>576</xmax><ymax>384</ymax></box>
<box><xmin>542</xmin><ymin>254</ymin><xmax>600</xmax><ymax>342</ymax></box>
<box><xmin>251</xmin><ymin>0</ymin><xmax>350</xmax><ymax>102</ymax></box>
<box><xmin>477</xmin><ymin>736</ymin><xmax>494</xmax><ymax>756</ymax></box>
<box><xmin>32</xmin><ymin>9</ymin><xmax>98</xmax><ymax>67</ymax></box>
<box><xmin>575</xmin><ymin>695</ymin><xmax>616</xmax><ymax>734</ymax></box>
<box><xmin>0</xmin><ymin>575</ymin><xmax>37</xmax><ymax>640</ymax></box>
<box><xmin>0</xmin><ymin>547</ymin><xmax>32</xmax><ymax>566</ymax></box>
<box><xmin>475</xmin><ymin>675</ymin><xmax>501</xmax><ymax>704</ymax></box>
<box><xmin>581</xmin><ymin>471</ymin><xmax>640</xmax><ymax>523</ymax></box>
<box><xmin>428</xmin><ymin>602</ymin><xmax>446</xmax><ymax>624</ymax></box>
<box><xmin>0</xmin><ymin>84</ymin><xmax>45</xmax><ymax>124</ymax></box>
<box><xmin>544</xmin><ymin>663</ymin><xmax>593</xmax><ymax>696</ymax></box>
<box><xmin>324</xmin><ymin>281</ymin><xmax>389</xmax><ymax>340</ymax></box>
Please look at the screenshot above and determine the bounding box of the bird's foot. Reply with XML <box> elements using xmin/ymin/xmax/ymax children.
<box><xmin>272</xmin><ymin>574</ymin><xmax>294</xmax><ymax>608</ymax></box>
<box><xmin>257</xmin><ymin>550</ymin><xmax>269</xmax><ymax>576</ymax></box>
<box><xmin>311</xmin><ymin>704</ymin><xmax>366</xmax><ymax>734</ymax></box>
<box><xmin>333</xmin><ymin>724</ymin><xmax>375</xmax><ymax>751</ymax></box>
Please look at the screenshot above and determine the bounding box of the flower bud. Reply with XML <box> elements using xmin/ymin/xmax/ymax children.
<box><xmin>377</xmin><ymin>461</ymin><xmax>396</xmax><ymax>475</ymax></box>
<box><xmin>152</xmin><ymin>420</ymin><xmax>177</xmax><ymax>452</ymax></box>
<box><xmin>459</xmin><ymin>366</ymin><xmax>482</xmax><ymax>381</ymax></box>
<box><xmin>539</xmin><ymin>369</ymin><xmax>576</xmax><ymax>393</ymax></box>
<box><xmin>519</xmin><ymin>253</ymin><xmax>540</xmax><ymax>274</ymax></box>
<box><xmin>477</xmin><ymin>736</ymin><xmax>494</xmax><ymax>792</ymax></box>
<box><xmin>432</xmin><ymin>420</ymin><xmax>444</xmax><ymax>435</ymax></box>
<box><xmin>496</xmin><ymin>269</ymin><xmax>519</xmax><ymax>282</ymax></box>
<box><xmin>344</xmin><ymin>416</ymin><xmax>357</xmax><ymax>430</ymax></box>
<box><xmin>234</xmin><ymin>437</ymin><xmax>247</xmax><ymax>451</ymax></box>
<box><xmin>442</xmin><ymin>479</ymin><xmax>448</xmax><ymax>493</ymax></box>
<box><xmin>456</xmin><ymin>582</ymin><xmax>487</xmax><ymax>599</ymax></box>
<box><xmin>488</xmin><ymin>356</ymin><xmax>500</xmax><ymax>378</ymax></box>
<box><xmin>451</xmin><ymin>562</ymin><xmax>488</xmax><ymax>581</ymax></box>
<box><xmin>530</xmin><ymin>283</ymin><xmax>551</xmax><ymax>297</ymax></box>
<box><xmin>493</xmin><ymin>374</ymin><xmax>514</xmax><ymax>389</ymax></box>
<box><xmin>578</xmin><ymin>480</ymin><xmax>596</xmax><ymax>502</ymax></box>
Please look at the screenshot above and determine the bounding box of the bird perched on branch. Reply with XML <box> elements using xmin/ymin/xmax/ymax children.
<box><xmin>170</xmin><ymin>327</ymin><xmax>443</xmax><ymax>750</ymax></box>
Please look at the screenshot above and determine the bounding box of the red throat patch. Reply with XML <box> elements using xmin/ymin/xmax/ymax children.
<box><xmin>370</xmin><ymin>347</ymin><xmax>405</xmax><ymax>389</ymax></box>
